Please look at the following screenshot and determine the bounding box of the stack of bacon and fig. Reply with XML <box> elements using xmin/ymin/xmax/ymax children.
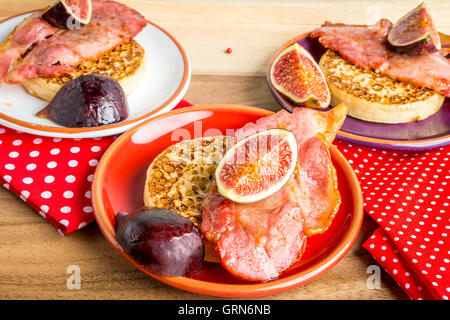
<box><xmin>111</xmin><ymin>2</ymin><xmax>449</xmax><ymax>283</ymax></box>
<box><xmin>270</xmin><ymin>2</ymin><xmax>449</xmax><ymax>124</ymax></box>
<box><xmin>115</xmin><ymin>103</ymin><xmax>348</xmax><ymax>282</ymax></box>
<box><xmin>0</xmin><ymin>0</ymin><xmax>147</xmax><ymax>127</ymax></box>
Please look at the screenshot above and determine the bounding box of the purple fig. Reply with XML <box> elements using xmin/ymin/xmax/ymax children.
<box><xmin>37</xmin><ymin>74</ymin><xmax>129</xmax><ymax>127</ymax></box>
<box><xmin>388</xmin><ymin>3</ymin><xmax>441</xmax><ymax>55</ymax></box>
<box><xmin>115</xmin><ymin>207</ymin><xmax>204</xmax><ymax>277</ymax></box>
<box><xmin>42</xmin><ymin>0</ymin><xmax>92</xmax><ymax>29</ymax></box>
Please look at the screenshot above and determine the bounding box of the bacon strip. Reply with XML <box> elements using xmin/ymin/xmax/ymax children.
<box><xmin>439</xmin><ymin>32</ymin><xmax>450</xmax><ymax>56</ymax></box>
<box><xmin>310</xmin><ymin>20</ymin><xmax>450</xmax><ymax>97</ymax></box>
<box><xmin>0</xmin><ymin>13</ymin><xmax>58</xmax><ymax>85</ymax></box>
<box><xmin>4</xmin><ymin>0</ymin><xmax>146</xmax><ymax>84</ymax></box>
<box><xmin>201</xmin><ymin>106</ymin><xmax>345</xmax><ymax>281</ymax></box>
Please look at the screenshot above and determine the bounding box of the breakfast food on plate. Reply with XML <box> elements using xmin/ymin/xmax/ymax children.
<box><xmin>319</xmin><ymin>49</ymin><xmax>445</xmax><ymax>123</ymax></box>
<box><xmin>270</xmin><ymin>43</ymin><xmax>331</xmax><ymax>109</ymax></box>
<box><xmin>309</xmin><ymin>3</ymin><xmax>449</xmax><ymax>124</ymax></box>
<box><xmin>115</xmin><ymin>207</ymin><xmax>204</xmax><ymax>277</ymax></box>
<box><xmin>0</xmin><ymin>0</ymin><xmax>147</xmax><ymax>101</ymax></box>
<box><xmin>23</xmin><ymin>40</ymin><xmax>146</xmax><ymax>101</ymax></box>
<box><xmin>387</xmin><ymin>3</ymin><xmax>441</xmax><ymax>55</ymax></box>
<box><xmin>310</xmin><ymin>17</ymin><xmax>449</xmax><ymax>97</ymax></box>
<box><xmin>201</xmin><ymin>104</ymin><xmax>346</xmax><ymax>281</ymax></box>
<box><xmin>37</xmin><ymin>74</ymin><xmax>128</xmax><ymax>127</ymax></box>
<box><xmin>144</xmin><ymin>136</ymin><xmax>233</xmax><ymax>228</ymax></box>
<box><xmin>215</xmin><ymin>128</ymin><xmax>298</xmax><ymax>203</ymax></box>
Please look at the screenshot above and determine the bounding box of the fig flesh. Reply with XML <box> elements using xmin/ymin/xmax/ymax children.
<box><xmin>42</xmin><ymin>0</ymin><xmax>92</xmax><ymax>29</ymax></box>
<box><xmin>270</xmin><ymin>43</ymin><xmax>331</xmax><ymax>109</ymax></box>
<box><xmin>37</xmin><ymin>74</ymin><xmax>129</xmax><ymax>127</ymax></box>
<box><xmin>115</xmin><ymin>207</ymin><xmax>204</xmax><ymax>277</ymax></box>
<box><xmin>387</xmin><ymin>3</ymin><xmax>441</xmax><ymax>55</ymax></box>
<box><xmin>215</xmin><ymin>128</ymin><xmax>298</xmax><ymax>203</ymax></box>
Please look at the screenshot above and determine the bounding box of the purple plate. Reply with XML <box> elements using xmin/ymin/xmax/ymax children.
<box><xmin>266</xmin><ymin>33</ymin><xmax>450</xmax><ymax>151</ymax></box>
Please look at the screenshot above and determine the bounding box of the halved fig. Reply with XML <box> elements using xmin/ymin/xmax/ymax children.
<box><xmin>215</xmin><ymin>128</ymin><xmax>298</xmax><ymax>203</ymax></box>
<box><xmin>42</xmin><ymin>0</ymin><xmax>92</xmax><ymax>29</ymax></box>
<box><xmin>270</xmin><ymin>43</ymin><xmax>331</xmax><ymax>109</ymax></box>
<box><xmin>388</xmin><ymin>2</ymin><xmax>441</xmax><ymax>55</ymax></box>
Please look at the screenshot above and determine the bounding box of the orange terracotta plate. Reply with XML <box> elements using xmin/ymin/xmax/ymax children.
<box><xmin>92</xmin><ymin>105</ymin><xmax>364</xmax><ymax>298</ymax></box>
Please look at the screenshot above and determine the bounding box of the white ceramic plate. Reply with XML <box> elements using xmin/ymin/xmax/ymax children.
<box><xmin>0</xmin><ymin>12</ymin><xmax>191</xmax><ymax>138</ymax></box>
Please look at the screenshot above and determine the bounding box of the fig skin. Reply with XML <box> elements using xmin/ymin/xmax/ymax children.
<box><xmin>215</xmin><ymin>128</ymin><xmax>298</xmax><ymax>204</ymax></box>
<box><xmin>270</xmin><ymin>43</ymin><xmax>331</xmax><ymax>110</ymax></box>
<box><xmin>41</xmin><ymin>1</ymin><xmax>92</xmax><ymax>29</ymax></box>
<box><xmin>389</xmin><ymin>39</ymin><xmax>438</xmax><ymax>56</ymax></box>
<box><xmin>115</xmin><ymin>207</ymin><xmax>204</xmax><ymax>277</ymax></box>
<box><xmin>387</xmin><ymin>3</ymin><xmax>441</xmax><ymax>56</ymax></box>
<box><xmin>37</xmin><ymin>74</ymin><xmax>129</xmax><ymax>128</ymax></box>
<box><xmin>42</xmin><ymin>2</ymin><xmax>74</xmax><ymax>29</ymax></box>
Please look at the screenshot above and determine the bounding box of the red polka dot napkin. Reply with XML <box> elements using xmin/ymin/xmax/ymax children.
<box><xmin>333</xmin><ymin>140</ymin><xmax>449</xmax><ymax>300</ymax></box>
<box><xmin>0</xmin><ymin>100</ymin><xmax>192</xmax><ymax>234</ymax></box>
<box><xmin>0</xmin><ymin>102</ymin><xmax>448</xmax><ymax>299</ymax></box>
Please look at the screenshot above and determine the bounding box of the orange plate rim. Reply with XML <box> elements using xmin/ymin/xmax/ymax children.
<box><xmin>91</xmin><ymin>104</ymin><xmax>364</xmax><ymax>298</ymax></box>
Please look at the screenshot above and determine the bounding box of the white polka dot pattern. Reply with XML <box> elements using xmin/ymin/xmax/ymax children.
<box><xmin>0</xmin><ymin>125</ymin><xmax>112</xmax><ymax>234</ymax></box>
<box><xmin>0</xmin><ymin>103</ymin><xmax>190</xmax><ymax>235</ymax></box>
<box><xmin>334</xmin><ymin>140</ymin><xmax>449</xmax><ymax>300</ymax></box>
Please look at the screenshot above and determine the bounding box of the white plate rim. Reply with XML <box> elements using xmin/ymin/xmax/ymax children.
<box><xmin>0</xmin><ymin>10</ymin><xmax>191</xmax><ymax>138</ymax></box>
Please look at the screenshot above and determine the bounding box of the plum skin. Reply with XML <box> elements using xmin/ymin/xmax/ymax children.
<box><xmin>115</xmin><ymin>207</ymin><xmax>204</xmax><ymax>277</ymax></box>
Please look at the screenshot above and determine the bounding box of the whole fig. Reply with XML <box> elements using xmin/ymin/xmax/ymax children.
<box><xmin>115</xmin><ymin>207</ymin><xmax>204</xmax><ymax>277</ymax></box>
<box><xmin>37</xmin><ymin>74</ymin><xmax>129</xmax><ymax>127</ymax></box>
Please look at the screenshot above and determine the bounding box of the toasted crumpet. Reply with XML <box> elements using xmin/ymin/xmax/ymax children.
<box><xmin>319</xmin><ymin>49</ymin><xmax>444</xmax><ymax>124</ymax></box>
<box><xmin>144</xmin><ymin>136</ymin><xmax>233</xmax><ymax>263</ymax></box>
<box><xmin>22</xmin><ymin>40</ymin><xmax>146</xmax><ymax>101</ymax></box>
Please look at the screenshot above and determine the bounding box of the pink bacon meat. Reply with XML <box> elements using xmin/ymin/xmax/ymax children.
<box><xmin>201</xmin><ymin>106</ymin><xmax>346</xmax><ymax>282</ymax></box>
<box><xmin>4</xmin><ymin>0</ymin><xmax>146</xmax><ymax>84</ymax></box>
<box><xmin>0</xmin><ymin>13</ymin><xmax>58</xmax><ymax>85</ymax></box>
<box><xmin>310</xmin><ymin>20</ymin><xmax>450</xmax><ymax>97</ymax></box>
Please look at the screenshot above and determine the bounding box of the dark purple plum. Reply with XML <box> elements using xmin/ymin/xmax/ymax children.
<box><xmin>37</xmin><ymin>74</ymin><xmax>129</xmax><ymax>127</ymax></box>
<box><xmin>115</xmin><ymin>207</ymin><xmax>204</xmax><ymax>277</ymax></box>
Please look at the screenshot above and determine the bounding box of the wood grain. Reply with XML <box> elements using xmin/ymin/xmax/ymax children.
<box><xmin>1</xmin><ymin>1</ymin><xmax>449</xmax><ymax>77</ymax></box>
<box><xmin>0</xmin><ymin>160</ymin><xmax>406</xmax><ymax>299</ymax></box>
<box><xmin>1</xmin><ymin>0</ymin><xmax>443</xmax><ymax>299</ymax></box>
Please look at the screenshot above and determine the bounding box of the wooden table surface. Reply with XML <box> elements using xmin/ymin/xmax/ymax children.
<box><xmin>1</xmin><ymin>0</ymin><xmax>448</xmax><ymax>300</ymax></box>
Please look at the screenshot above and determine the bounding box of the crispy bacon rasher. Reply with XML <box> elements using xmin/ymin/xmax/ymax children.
<box><xmin>0</xmin><ymin>13</ymin><xmax>58</xmax><ymax>85</ymax></box>
<box><xmin>2</xmin><ymin>0</ymin><xmax>146</xmax><ymax>84</ymax></box>
<box><xmin>201</xmin><ymin>105</ymin><xmax>346</xmax><ymax>282</ymax></box>
<box><xmin>310</xmin><ymin>20</ymin><xmax>450</xmax><ymax>97</ymax></box>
